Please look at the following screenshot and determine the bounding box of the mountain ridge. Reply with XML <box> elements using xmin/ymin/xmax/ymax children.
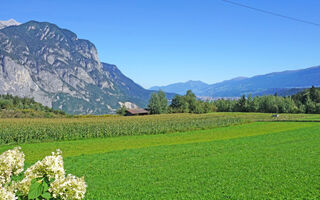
<box><xmin>0</xmin><ymin>20</ymin><xmax>155</xmax><ymax>114</ymax></box>
<box><xmin>151</xmin><ymin>65</ymin><xmax>320</xmax><ymax>97</ymax></box>
<box><xmin>150</xmin><ymin>80</ymin><xmax>209</xmax><ymax>95</ymax></box>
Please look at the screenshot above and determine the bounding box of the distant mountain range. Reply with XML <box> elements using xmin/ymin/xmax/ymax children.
<box><xmin>0</xmin><ymin>19</ymin><xmax>160</xmax><ymax>114</ymax></box>
<box><xmin>150</xmin><ymin>80</ymin><xmax>209</xmax><ymax>95</ymax></box>
<box><xmin>150</xmin><ymin>66</ymin><xmax>320</xmax><ymax>97</ymax></box>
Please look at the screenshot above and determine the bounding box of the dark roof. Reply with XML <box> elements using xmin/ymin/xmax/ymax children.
<box><xmin>126</xmin><ymin>108</ymin><xmax>148</xmax><ymax>115</ymax></box>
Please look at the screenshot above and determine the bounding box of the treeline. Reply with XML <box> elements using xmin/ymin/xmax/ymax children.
<box><xmin>0</xmin><ymin>94</ymin><xmax>66</xmax><ymax>117</ymax></box>
<box><xmin>147</xmin><ymin>90</ymin><xmax>216</xmax><ymax>114</ymax></box>
<box><xmin>214</xmin><ymin>86</ymin><xmax>320</xmax><ymax>114</ymax></box>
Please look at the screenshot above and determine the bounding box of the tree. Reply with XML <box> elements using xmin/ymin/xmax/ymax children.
<box><xmin>247</xmin><ymin>94</ymin><xmax>257</xmax><ymax>112</ymax></box>
<box><xmin>193</xmin><ymin>101</ymin><xmax>204</xmax><ymax>114</ymax></box>
<box><xmin>185</xmin><ymin>90</ymin><xmax>197</xmax><ymax>113</ymax></box>
<box><xmin>309</xmin><ymin>86</ymin><xmax>320</xmax><ymax>103</ymax></box>
<box><xmin>316</xmin><ymin>103</ymin><xmax>320</xmax><ymax>114</ymax></box>
<box><xmin>305</xmin><ymin>96</ymin><xmax>316</xmax><ymax>113</ymax></box>
<box><xmin>148</xmin><ymin>93</ymin><xmax>159</xmax><ymax>114</ymax></box>
<box><xmin>0</xmin><ymin>99</ymin><xmax>13</xmax><ymax>109</ymax></box>
<box><xmin>116</xmin><ymin>105</ymin><xmax>127</xmax><ymax>115</ymax></box>
<box><xmin>157</xmin><ymin>90</ymin><xmax>169</xmax><ymax>113</ymax></box>
<box><xmin>170</xmin><ymin>95</ymin><xmax>189</xmax><ymax>113</ymax></box>
<box><xmin>214</xmin><ymin>99</ymin><xmax>237</xmax><ymax>112</ymax></box>
<box><xmin>282</xmin><ymin>97</ymin><xmax>296</xmax><ymax>113</ymax></box>
<box><xmin>203</xmin><ymin>101</ymin><xmax>217</xmax><ymax>113</ymax></box>
<box><xmin>170</xmin><ymin>90</ymin><xmax>218</xmax><ymax>114</ymax></box>
<box><xmin>310</xmin><ymin>86</ymin><xmax>317</xmax><ymax>102</ymax></box>
<box><xmin>236</xmin><ymin>95</ymin><xmax>248</xmax><ymax>112</ymax></box>
<box><xmin>147</xmin><ymin>90</ymin><xmax>168</xmax><ymax>114</ymax></box>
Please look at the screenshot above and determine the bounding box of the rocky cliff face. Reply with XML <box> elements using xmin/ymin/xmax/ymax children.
<box><xmin>0</xmin><ymin>20</ymin><xmax>152</xmax><ymax>114</ymax></box>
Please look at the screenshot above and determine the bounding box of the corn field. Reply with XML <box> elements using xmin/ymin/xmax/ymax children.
<box><xmin>0</xmin><ymin>113</ymin><xmax>245</xmax><ymax>145</ymax></box>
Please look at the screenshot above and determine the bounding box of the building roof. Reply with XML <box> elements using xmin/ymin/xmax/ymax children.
<box><xmin>126</xmin><ymin>108</ymin><xmax>149</xmax><ymax>115</ymax></box>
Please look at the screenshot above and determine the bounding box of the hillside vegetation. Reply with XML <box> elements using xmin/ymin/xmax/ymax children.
<box><xmin>0</xmin><ymin>94</ymin><xmax>66</xmax><ymax>118</ymax></box>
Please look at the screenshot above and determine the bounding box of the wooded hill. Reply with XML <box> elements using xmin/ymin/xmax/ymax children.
<box><xmin>0</xmin><ymin>94</ymin><xmax>66</xmax><ymax>118</ymax></box>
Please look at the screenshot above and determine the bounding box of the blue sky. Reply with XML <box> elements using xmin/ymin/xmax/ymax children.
<box><xmin>1</xmin><ymin>0</ymin><xmax>320</xmax><ymax>88</ymax></box>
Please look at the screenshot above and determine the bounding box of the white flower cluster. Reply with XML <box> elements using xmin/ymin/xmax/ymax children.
<box><xmin>0</xmin><ymin>147</ymin><xmax>25</xmax><ymax>185</ymax></box>
<box><xmin>0</xmin><ymin>148</ymin><xmax>87</xmax><ymax>200</ymax></box>
<box><xmin>0</xmin><ymin>186</ymin><xmax>16</xmax><ymax>200</ymax></box>
<box><xmin>50</xmin><ymin>174</ymin><xmax>87</xmax><ymax>200</ymax></box>
<box><xmin>16</xmin><ymin>149</ymin><xmax>66</xmax><ymax>195</ymax></box>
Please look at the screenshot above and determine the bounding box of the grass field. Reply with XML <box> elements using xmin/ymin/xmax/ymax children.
<box><xmin>0</xmin><ymin>113</ymin><xmax>319</xmax><ymax>199</ymax></box>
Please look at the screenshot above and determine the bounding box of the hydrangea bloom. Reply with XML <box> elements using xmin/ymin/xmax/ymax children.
<box><xmin>0</xmin><ymin>147</ymin><xmax>24</xmax><ymax>185</ymax></box>
<box><xmin>17</xmin><ymin>149</ymin><xmax>65</xmax><ymax>195</ymax></box>
<box><xmin>50</xmin><ymin>174</ymin><xmax>87</xmax><ymax>200</ymax></box>
<box><xmin>0</xmin><ymin>186</ymin><xmax>16</xmax><ymax>200</ymax></box>
<box><xmin>0</xmin><ymin>148</ymin><xmax>86</xmax><ymax>199</ymax></box>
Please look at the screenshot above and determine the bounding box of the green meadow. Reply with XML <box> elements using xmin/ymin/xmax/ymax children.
<box><xmin>0</xmin><ymin>113</ymin><xmax>319</xmax><ymax>199</ymax></box>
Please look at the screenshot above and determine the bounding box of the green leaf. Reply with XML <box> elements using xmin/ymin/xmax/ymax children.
<box><xmin>31</xmin><ymin>179</ymin><xmax>37</xmax><ymax>184</ymax></box>
<box><xmin>41</xmin><ymin>192</ymin><xmax>52</xmax><ymax>200</ymax></box>
<box><xmin>28</xmin><ymin>181</ymin><xmax>43</xmax><ymax>199</ymax></box>
<box><xmin>42</xmin><ymin>180</ymin><xmax>49</xmax><ymax>192</ymax></box>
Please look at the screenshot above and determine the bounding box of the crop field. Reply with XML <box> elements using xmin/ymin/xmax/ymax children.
<box><xmin>0</xmin><ymin>112</ymin><xmax>316</xmax><ymax>145</ymax></box>
<box><xmin>0</xmin><ymin>113</ymin><xmax>319</xmax><ymax>199</ymax></box>
<box><xmin>0</xmin><ymin>113</ymin><xmax>246</xmax><ymax>145</ymax></box>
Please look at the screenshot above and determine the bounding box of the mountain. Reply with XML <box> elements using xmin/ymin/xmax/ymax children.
<box><xmin>0</xmin><ymin>19</ymin><xmax>21</xmax><ymax>29</ymax></box>
<box><xmin>101</xmin><ymin>62</ymin><xmax>153</xmax><ymax>108</ymax></box>
<box><xmin>150</xmin><ymin>80</ymin><xmax>209</xmax><ymax>95</ymax></box>
<box><xmin>151</xmin><ymin>66</ymin><xmax>320</xmax><ymax>97</ymax></box>
<box><xmin>203</xmin><ymin>66</ymin><xmax>320</xmax><ymax>97</ymax></box>
<box><xmin>0</xmin><ymin>20</ymin><xmax>154</xmax><ymax>114</ymax></box>
<box><xmin>253</xmin><ymin>88</ymin><xmax>306</xmax><ymax>97</ymax></box>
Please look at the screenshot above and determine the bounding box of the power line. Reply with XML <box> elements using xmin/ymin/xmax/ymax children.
<box><xmin>220</xmin><ymin>0</ymin><xmax>320</xmax><ymax>27</ymax></box>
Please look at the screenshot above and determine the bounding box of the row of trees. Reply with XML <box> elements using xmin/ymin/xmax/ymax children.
<box><xmin>147</xmin><ymin>90</ymin><xmax>216</xmax><ymax>114</ymax></box>
<box><xmin>118</xmin><ymin>86</ymin><xmax>320</xmax><ymax>115</ymax></box>
<box><xmin>214</xmin><ymin>86</ymin><xmax>320</xmax><ymax>114</ymax></box>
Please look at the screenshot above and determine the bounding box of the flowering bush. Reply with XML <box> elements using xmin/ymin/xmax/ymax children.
<box><xmin>0</xmin><ymin>147</ymin><xmax>86</xmax><ymax>200</ymax></box>
<box><xmin>0</xmin><ymin>147</ymin><xmax>25</xmax><ymax>186</ymax></box>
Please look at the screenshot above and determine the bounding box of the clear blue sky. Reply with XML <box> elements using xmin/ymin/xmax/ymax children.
<box><xmin>1</xmin><ymin>0</ymin><xmax>320</xmax><ymax>88</ymax></box>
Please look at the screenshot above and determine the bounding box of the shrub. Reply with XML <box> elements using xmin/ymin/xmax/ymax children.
<box><xmin>0</xmin><ymin>147</ymin><xmax>86</xmax><ymax>200</ymax></box>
